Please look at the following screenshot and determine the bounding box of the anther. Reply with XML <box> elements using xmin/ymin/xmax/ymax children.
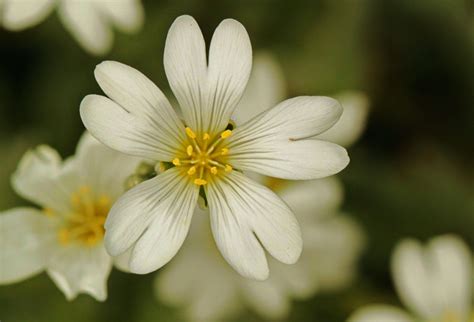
<box><xmin>194</xmin><ymin>178</ymin><xmax>207</xmax><ymax>186</ymax></box>
<box><xmin>220</xmin><ymin>148</ymin><xmax>229</xmax><ymax>155</ymax></box>
<box><xmin>186</xmin><ymin>145</ymin><xmax>193</xmax><ymax>156</ymax></box>
<box><xmin>210</xmin><ymin>167</ymin><xmax>218</xmax><ymax>175</ymax></box>
<box><xmin>185</xmin><ymin>127</ymin><xmax>197</xmax><ymax>139</ymax></box>
<box><xmin>221</xmin><ymin>130</ymin><xmax>232</xmax><ymax>139</ymax></box>
<box><xmin>172</xmin><ymin>158</ymin><xmax>181</xmax><ymax>166</ymax></box>
<box><xmin>203</xmin><ymin>133</ymin><xmax>210</xmax><ymax>140</ymax></box>
<box><xmin>225</xmin><ymin>164</ymin><xmax>233</xmax><ymax>172</ymax></box>
<box><xmin>187</xmin><ymin>167</ymin><xmax>196</xmax><ymax>175</ymax></box>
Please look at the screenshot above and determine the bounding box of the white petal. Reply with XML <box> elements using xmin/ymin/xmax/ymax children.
<box><xmin>227</xmin><ymin>96</ymin><xmax>349</xmax><ymax>180</ymax></box>
<box><xmin>230</xmin><ymin>138</ymin><xmax>349</xmax><ymax>180</ymax></box>
<box><xmin>58</xmin><ymin>0</ymin><xmax>113</xmax><ymax>55</ymax></box>
<box><xmin>205</xmin><ymin>18</ymin><xmax>252</xmax><ymax>134</ymax></box>
<box><xmin>93</xmin><ymin>61</ymin><xmax>185</xmax><ymax>150</ymax></box>
<box><xmin>47</xmin><ymin>244</ymin><xmax>112</xmax><ymax>301</ymax></box>
<box><xmin>233</xmin><ymin>52</ymin><xmax>286</xmax><ymax>125</ymax></box>
<box><xmin>156</xmin><ymin>215</ymin><xmax>241</xmax><ymax>322</ymax></box>
<box><xmin>348</xmin><ymin>305</ymin><xmax>414</xmax><ymax>322</ymax></box>
<box><xmin>128</xmin><ymin>179</ymin><xmax>199</xmax><ymax>274</ymax></box>
<box><xmin>11</xmin><ymin>145</ymin><xmax>73</xmax><ymax>212</ymax></box>
<box><xmin>391</xmin><ymin>239</ymin><xmax>437</xmax><ymax>318</ymax></box>
<box><xmin>206</xmin><ymin>171</ymin><xmax>302</xmax><ymax>280</ymax></box>
<box><xmin>0</xmin><ymin>208</ymin><xmax>55</xmax><ymax>284</ymax></box>
<box><xmin>96</xmin><ymin>0</ymin><xmax>144</xmax><ymax>32</ymax></box>
<box><xmin>112</xmin><ymin>248</ymin><xmax>132</xmax><ymax>272</ymax></box>
<box><xmin>74</xmin><ymin>131</ymin><xmax>140</xmax><ymax>199</ymax></box>
<box><xmin>391</xmin><ymin>236</ymin><xmax>472</xmax><ymax>318</ymax></box>
<box><xmin>316</xmin><ymin>91</ymin><xmax>370</xmax><ymax>147</ymax></box>
<box><xmin>277</xmin><ymin>177</ymin><xmax>344</xmax><ymax>219</ymax></box>
<box><xmin>80</xmin><ymin>94</ymin><xmax>179</xmax><ymax>161</ymax></box>
<box><xmin>2</xmin><ymin>0</ymin><xmax>54</xmax><ymax>30</ymax></box>
<box><xmin>104</xmin><ymin>168</ymin><xmax>199</xmax><ymax>274</ymax></box>
<box><xmin>164</xmin><ymin>15</ymin><xmax>207</xmax><ymax>132</ymax></box>
<box><xmin>427</xmin><ymin>235</ymin><xmax>472</xmax><ymax>318</ymax></box>
<box><xmin>164</xmin><ymin>16</ymin><xmax>252</xmax><ymax>134</ymax></box>
<box><xmin>242</xmin><ymin>278</ymin><xmax>290</xmax><ymax>319</ymax></box>
<box><xmin>304</xmin><ymin>214</ymin><xmax>365</xmax><ymax>291</ymax></box>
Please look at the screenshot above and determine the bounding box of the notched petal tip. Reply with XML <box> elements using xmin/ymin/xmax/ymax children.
<box><xmin>170</xmin><ymin>14</ymin><xmax>199</xmax><ymax>29</ymax></box>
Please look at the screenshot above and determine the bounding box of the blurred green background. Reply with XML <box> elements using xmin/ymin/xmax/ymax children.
<box><xmin>0</xmin><ymin>0</ymin><xmax>473</xmax><ymax>321</ymax></box>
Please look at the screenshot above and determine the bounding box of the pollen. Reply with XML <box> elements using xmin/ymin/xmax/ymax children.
<box><xmin>186</xmin><ymin>145</ymin><xmax>193</xmax><ymax>156</ymax></box>
<box><xmin>220</xmin><ymin>129</ymin><xmax>232</xmax><ymax>139</ymax></box>
<box><xmin>57</xmin><ymin>186</ymin><xmax>111</xmax><ymax>247</ymax></box>
<box><xmin>174</xmin><ymin>127</ymin><xmax>235</xmax><ymax>186</ymax></box>
<box><xmin>185</xmin><ymin>127</ymin><xmax>197</xmax><ymax>139</ymax></box>
<box><xmin>194</xmin><ymin>178</ymin><xmax>208</xmax><ymax>186</ymax></box>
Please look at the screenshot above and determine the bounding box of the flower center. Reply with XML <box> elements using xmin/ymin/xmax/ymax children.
<box><xmin>53</xmin><ymin>186</ymin><xmax>111</xmax><ymax>247</ymax></box>
<box><xmin>172</xmin><ymin>127</ymin><xmax>233</xmax><ymax>186</ymax></box>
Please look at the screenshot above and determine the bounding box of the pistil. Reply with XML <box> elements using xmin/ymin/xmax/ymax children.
<box><xmin>173</xmin><ymin>127</ymin><xmax>234</xmax><ymax>186</ymax></box>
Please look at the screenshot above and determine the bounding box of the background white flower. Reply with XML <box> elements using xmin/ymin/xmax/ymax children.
<box><xmin>154</xmin><ymin>52</ymin><xmax>368</xmax><ymax>322</ymax></box>
<box><xmin>0</xmin><ymin>132</ymin><xmax>140</xmax><ymax>301</ymax></box>
<box><xmin>80</xmin><ymin>15</ymin><xmax>350</xmax><ymax>280</ymax></box>
<box><xmin>0</xmin><ymin>0</ymin><xmax>144</xmax><ymax>55</ymax></box>
<box><xmin>347</xmin><ymin>235</ymin><xmax>473</xmax><ymax>322</ymax></box>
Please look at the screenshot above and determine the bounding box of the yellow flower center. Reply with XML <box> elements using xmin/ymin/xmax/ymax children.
<box><xmin>172</xmin><ymin>127</ymin><xmax>234</xmax><ymax>186</ymax></box>
<box><xmin>49</xmin><ymin>186</ymin><xmax>111</xmax><ymax>247</ymax></box>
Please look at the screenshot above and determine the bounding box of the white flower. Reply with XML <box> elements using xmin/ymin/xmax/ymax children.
<box><xmin>153</xmin><ymin>52</ymin><xmax>368</xmax><ymax>322</ymax></box>
<box><xmin>1</xmin><ymin>0</ymin><xmax>143</xmax><ymax>55</ymax></box>
<box><xmin>80</xmin><ymin>15</ymin><xmax>350</xmax><ymax>280</ymax></box>
<box><xmin>0</xmin><ymin>133</ymin><xmax>139</xmax><ymax>301</ymax></box>
<box><xmin>348</xmin><ymin>235</ymin><xmax>473</xmax><ymax>322</ymax></box>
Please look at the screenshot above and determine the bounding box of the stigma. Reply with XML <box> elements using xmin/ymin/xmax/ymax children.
<box><xmin>173</xmin><ymin>127</ymin><xmax>234</xmax><ymax>186</ymax></box>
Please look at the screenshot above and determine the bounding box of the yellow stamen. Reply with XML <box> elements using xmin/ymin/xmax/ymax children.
<box><xmin>187</xmin><ymin>166</ymin><xmax>196</xmax><ymax>175</ymax></box>
<box><xmin>210</xmin><ymin>167</ymin><xmax>218</xmax><ymax>175</ymax></box>
<box><xmin>185</xmin><ymin>127</ymin><xmax>197</xmax><ymax>139</ymax></box>
<box><xmin>172</xmin><ymin>158</ymin><xmax>181</xmax><ymax>166</ymax></box>
<box><xmin>220</xmin><ymin>148</ymin><xmax>229</xmax><ymax>155</ymax></box>
<box><xmin>203</xmin><ymin>133</ymin><xmax>210</xmax><ymax>140</ymax></box>
<box><xmin>221</xmin><ymin>130</ymin><xmax>232</xmax><ymax>139</ymax></box>
<box><xmin>225</xmin><ymin>164</ymin><xmax>233</xmax><ymax>172</ymax></box>
<box><xmin>186</xmin><ymin>145</ymin><xmax>193</xmax><ymax>156</ymax></box>
<box><xmin>194</xmin><ymin>178</ymin><xmax>207</xmax><ymax>186</ymax></box>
